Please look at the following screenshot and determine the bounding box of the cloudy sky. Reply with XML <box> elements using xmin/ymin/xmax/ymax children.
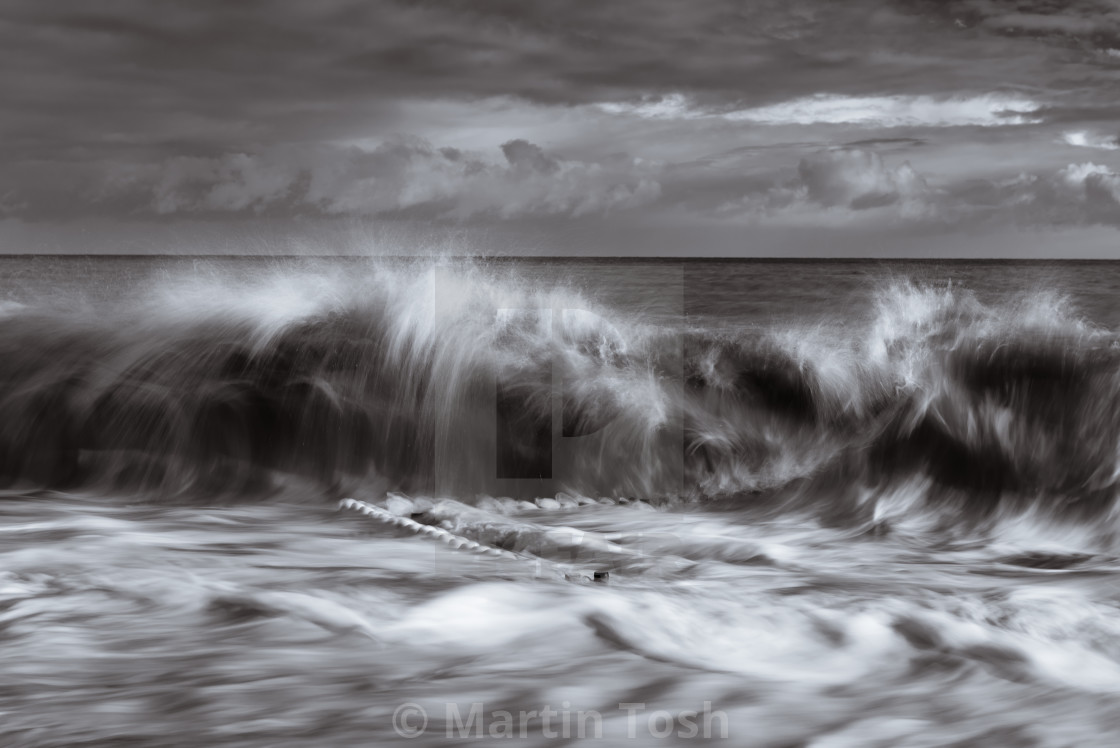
<box><xmin>4</xmin><ymin>0</ymin><xmax>1120</xmax><ymax>256</ymax></box>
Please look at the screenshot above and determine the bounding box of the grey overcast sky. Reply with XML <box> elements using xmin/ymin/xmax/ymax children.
<box><xmin>4</xmin><ymin>0</ymin><xmax>1120</xmax><ymax>256</ymax></box>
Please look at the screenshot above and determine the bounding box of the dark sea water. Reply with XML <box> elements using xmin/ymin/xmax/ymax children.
<box><xmin>3</xmin><ymin>255</ymin><xmax>1120</xmax><ymax>746</ymax></box>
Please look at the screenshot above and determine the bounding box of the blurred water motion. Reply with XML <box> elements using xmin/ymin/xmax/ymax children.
<box><xmin>1</xmin><ymin>256</ymin><xmax>1120</xmax><ymax>745</ymax></box>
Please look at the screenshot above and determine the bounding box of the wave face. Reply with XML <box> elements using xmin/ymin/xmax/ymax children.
<box><xmin>0</xmin><ymin>258</ymin><xmax>1118</xmax><ymax>533</ymax></box>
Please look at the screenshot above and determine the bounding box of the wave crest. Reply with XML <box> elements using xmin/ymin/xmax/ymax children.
<box><xmin>0</xmin><ymin>263</ymin><xmax>1116</xmax><ymax>538</ymax></box>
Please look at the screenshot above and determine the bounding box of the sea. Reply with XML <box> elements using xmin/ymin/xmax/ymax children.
<box><xmin>2</xmin><ymin>255</ymin><xmax>1120</xmax><ymax>746</ymax></box>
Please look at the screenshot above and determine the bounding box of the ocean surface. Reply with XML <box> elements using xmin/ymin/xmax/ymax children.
<box><xmin>3</xmin><ymin>255</ymin><xmax>1120</xmax><ymax>746</ymax></box>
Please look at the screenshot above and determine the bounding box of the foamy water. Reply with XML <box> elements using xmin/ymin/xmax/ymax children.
<box><xmin>2</xmin><ymin>257</ymin><xmax>1120</xmax><ymax>746</ymax></box>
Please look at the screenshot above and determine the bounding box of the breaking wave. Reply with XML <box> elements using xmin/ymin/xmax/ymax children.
<box><xmin>1</xmin><ymin>259</ymin><xmax>1117</xmax><ymax>540</ymax></box>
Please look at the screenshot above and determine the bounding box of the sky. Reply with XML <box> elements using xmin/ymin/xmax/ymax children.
<box><xmin>4</xmin><ymin>0</ymin><xmax>1120</xmax><ymax>256</ymax></box>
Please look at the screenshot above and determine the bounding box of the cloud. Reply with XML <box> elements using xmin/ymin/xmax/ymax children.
<box><xmin>101</xmin><ymin>141</ymin><xmax>1120</xmax><ymax>232</ymax></box>
<box><xmin>14</xmin><ymin>130</ymin><xmax>1120</xmax><ymax>236</ymax></box>
<box><xmin>714</xmin><ymin>148</ymin><xmax>931</xmax><ymax>223</ymax></box>
<box><xmin>500</xmin><ymin>140</ymin><xmax>560</xmax><ymax>175</ymax></box>
<box><xmin>887</xmin><ymin>159</ymin><xmax>1120</xmax><ymax>228</ymax></box>
<box><xmin>1061</xmin><ymin>130</ymin><xmax>1120</xmax><ymax>150</ymax></box>
<box><xmin>711</xmin><ymin>146</ymin><xmax>1120</xmax><ymax>230</ymax></box>
<box><xmin>146</xmin><ymin>154</ymin><xmax>298</xmax><ymax>214</ymax></box>
<box><xmin>95</xmin><ymin>137</ymin><xmax>662</xmax><ymax>219</ymax></box>
<box><xmin>2</xmin><ymin>0</ymin><xmax>1111</xmax><ymax>166</ymax></box>
<box><xmin>797</xmin><ymin>150</ymin><xmax>928</xmax><ymax>209</ymax></box>
<box><xmin>724</xmin><ymin>94</ymin><xmax>1042</xmax><ymax>127</ymax></box>
<box><xmin>941</xmin><ymin>0</ymin><xmax>1120</xmax><ymax>44</ymax></box>
<box><xmin>928</xmin><ymin>161</ymin><xmax>1120</xmax><ymax>228</ymax></box>
<box><xmin>599</xmin><ymin>93</ymin><xmax>1042</xmax><ymax>127</ymax></box>
<box><xmin>597</xmin><ymin>94</ymin><xmax>701</xmax><ymax>120</ymax></box>
<box><xmin>4</xmin><ymin>0</ymin><xmax>1120</xmax><ymax>248</ymax></box>
<box><xmin>1042</xmin><ymin>162</ymin><xmax>1120</xmax><ymax>223</ymax></box>
<box><xmin>979</xmin><ymin>12</ymin><xmax>1105</xmax><ymax>36</ymax></box>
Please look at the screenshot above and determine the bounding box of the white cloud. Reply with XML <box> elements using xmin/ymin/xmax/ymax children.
<box><xmin>1056</xmin><ymin>162</ymin><xmax>1120</xmax><ymax>204</ymax></box>
<box><xmin>597</xmin><ymin>94</ymin><xmax>701</xmax><ymax>120</ymax></box>
<box><xmin>600</xmin><ymin>93</ymin><xmax>1041</xmax><ymax>127</ymax></box>
<box><xmin>1058</xmin><ymin>162</ymin><xmax>1115</xmax><ymax>186</ymax></box>
<box><xmin>724</xmin><ymin>93</ymin><xmax>1041</xmax><ymax>127</ymax></box>
<box><xmin>1061</xmin><ymin>131</ymin><xmax>1120</xmax><ymax>150</ymax></box>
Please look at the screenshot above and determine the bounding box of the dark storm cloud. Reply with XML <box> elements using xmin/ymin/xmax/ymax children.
<box><xmin>919</xmin><ymin>0</ymin><xmax>1120</xmax><ymax>43</ymax></box>
<box><xmin>3</xmin><ymin>0</ymin><xmax>1112</xmax><ymax>158</ymax></box>
<box><xmin>3</xmin><ymin>0</ymin><xmax>1120</xmax><ymax>235</ymax></box>
<box><xmin>0</xmin><ymin>0</ymin><xmax>403</xmax><ymax>159</ymax></box>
